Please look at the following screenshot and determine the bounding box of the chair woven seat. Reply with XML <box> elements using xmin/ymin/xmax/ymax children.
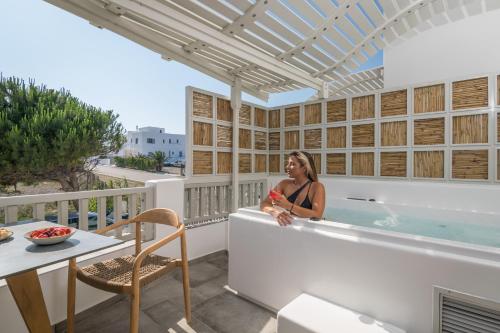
<box><xmin>77</xmin><ymin>254</ymin><xmax>177</xmax><ymax>294</ymax></box>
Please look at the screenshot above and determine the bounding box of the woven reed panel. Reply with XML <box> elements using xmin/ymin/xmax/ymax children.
<box><xmin>269</xmin><ymin>154</ymin><xmax>280</xmax><ymax>173</ymax></box>
<box><xmin>311</xmin><ymin>153</ymin><xmax>321</xmax><ymax>174</ymax></box>
<box><xmin>193</xmin><ymin>122</ymin><xmax>213</xmax><ymax>146</ymax></box>
<box><xmin>254</xmin><ymin>130</ymin><xmax>267</xmax><ymax>150</ymax></box>
<box><xmin>216</xmin><ymin>125</ymin><xmax>232</xmax><ymax>148</ymax></box>
<box><xmin>269</xmin><ymin>109</ymin><xmax>281</xmax><ymax>128</ymax></box>
<box><xmin>452</xmin><ymin>150</ymin><xmax>488</xmax><ymax>179</ymax></box>
<box><xmin>413</xmin><ymin>151</ymin><xmax>444</xmax><ymax>178</ymax></box>
<box><xmin>254</xmin><ymin>107</ymin><xmax>267</xmax><ymax>128</ymax></box>
<box><xmin>285</xmin><ymin>106</ymin><xmax>300</xmax><ymax>127</ymax></box>
<box><xmin>255</xmin><ymin>154</ymin><xmax>267</xmax><ymax>173</ymax></box>
<box><xmin>304</xmin><ymin>103</ymin><xmax>322</xmax><ymax>125</ymax></box>
<box><xmin>193</xmin><ymin>151</ymin><xmax>212</xmax><ymax>175</ymax></box>
<box><xmin>326</xmin><ymin>153</ymin><xmax>346</xmax><ymax>175</ymax></box>
<box><xmin>352</xmin><ymin>95</ymin><xmax>375</xmax><ymax>120</ymax></box>
<box><xmin>285</xmin><ymin>130</ymin><xmax>300</xmax><ymax>150</ymax></box>
<box><xmin>240</xmin><ymin>104</ymin><xmax>251</xmax><ymax>125</ymax></box>
<box><xmin>381</xmin><ymin>90</ymin><xmax>407</xmax><ymax>117</ymax></box>
<box><xmin>380</xmin><ymin>152</ymin><xmax>407</xmax><ymax>177</ymax></box>
<box><xmin>352</xmin><ymin>123</ymin><xmax>375</xmax><ymax>147</ymax></box>
<box><xmin>414</xmin><ymin>118</ymin><xmax>445</xmax><ymax>145</ymax></box>
<box><xmin>217</xmin><ymin>152</ymin><xmax>232</xmax><ymax>174</ymax></box>
<box><xmin>414</xmin><ymin>84</ymin><xmax>445</xmax><ymax>114</ymax></box>
<box><xmin>304</xmin><ymin>129</ymin><xmax>322</xmax><ymax>149</ymax></box>
<box><xmin>352</xmin><ymin>152</ymin><xmax>374</xmax><ymax>176</ymax></box>
<box><xmin>239</xmin><ymin>154</ymin><xmax>251</xmax><ymax>173</ymax></box>
<box><xmin>452</xmin><ymin>77</ymin><xmax>489</xmax><ymax>110</ymax></box>
<box><xmin>269</xmin><ymin>132</ymin><xmax>281</xmax><ymax>150</ymax></box>
<box><xmin>239</xmin><ymin>129</ymin><xmax>251</xmax><ymax>149</ymax></box>
<box><xmin>217</xmin><ymin>98</ymin><xmax>232</xmax><ymax>122</ymax></box>
<box><xmin>193</xmin><ymin>92</ymin><xmax>213</xmax><ymax>118</ymax></box>
<box><xmin>327</xmin><ymin>99</ymin><xmax>346</xmax><ymax>122</ymax></box>
<box><xmin>381</xmin><ymin>121</ymin><xmax>407</xmax><ymax>147</ymax></box>
<box><xmin>452</xmin><ymin>114</ymin><xmax>488</xmax><ymax>144</ymax></box>
<box><xmin>327</xmin><ymin>126</ymin><xmax>346</xmax><ymax>148</ymax></box>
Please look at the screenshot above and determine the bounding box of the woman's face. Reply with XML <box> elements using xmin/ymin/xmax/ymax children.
<box><xmin>286</xmin><ymin>156</ymin><xmax>306</xmax><ymax>178</ymax></box>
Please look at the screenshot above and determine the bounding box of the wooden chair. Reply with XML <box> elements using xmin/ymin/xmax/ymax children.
<box><xmin>66</xmin><ymin>208</ymin><xmax>191</xmax><ymax>333</ymax></box>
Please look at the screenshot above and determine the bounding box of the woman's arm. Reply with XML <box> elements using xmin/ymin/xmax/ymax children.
<box><xmin>280</xmin><ymin>182</ymin><xmax>325</xmax><ymax>219</ymax></box>
<box><xmin>260</xmin><ymin>180</ymin><xmax>294</xmax><ymax>226</ymax></box>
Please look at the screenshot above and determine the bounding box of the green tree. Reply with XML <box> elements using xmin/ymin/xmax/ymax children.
<box><xmin>0</xmin><ymin>75</ymin><xmax>126</xmax><ymax>193</ymax></box>
<box><xmin>151</xmin><ymin>151</ymin><xmax>166</xmax><ymax>172</ymax></box>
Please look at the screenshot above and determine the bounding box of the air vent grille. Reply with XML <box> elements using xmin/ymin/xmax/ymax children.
<box><xmin>441</xmin><ymin>296</ymin><xmax>500</xmax><ymax>333</ymax></box>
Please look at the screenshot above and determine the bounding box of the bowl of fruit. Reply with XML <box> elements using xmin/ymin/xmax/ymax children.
<box><xmin>24</xmin><ymin>226</ymin><xmax>76</xmax><ymax>245</ymax></box>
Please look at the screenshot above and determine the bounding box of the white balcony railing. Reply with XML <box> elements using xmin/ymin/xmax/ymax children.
<box><xmin>184</xmin><ymin>178</ymin><xmax>267</xmax><ymax>228</ymax></box>
<box><xmin>0</xmin><ymin>186</ymin><xmax>155</xmax><ymax>241</ymax></box>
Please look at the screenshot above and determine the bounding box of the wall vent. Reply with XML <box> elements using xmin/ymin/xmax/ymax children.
<box><xmin>434</xmin><ymin>287</ymin><xmax>500</xmax><ymax>333</ymax></box>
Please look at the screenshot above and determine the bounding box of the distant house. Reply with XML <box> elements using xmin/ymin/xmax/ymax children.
<box><xmin>119</xmin><ymin>126</ymin><xmax>185</xmax><ymax>162</ymax></box>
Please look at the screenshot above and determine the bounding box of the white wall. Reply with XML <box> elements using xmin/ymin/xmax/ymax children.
<box><xmin>384</xmin><ymin>9</ymin><xmax>500</xmax><ymax>88</ymax></box>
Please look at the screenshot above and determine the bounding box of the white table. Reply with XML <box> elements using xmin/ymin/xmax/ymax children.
<box><xmin>0</xmin><ymin>221</ymin><xmax>122</xmax><ymax>333</ymax></box>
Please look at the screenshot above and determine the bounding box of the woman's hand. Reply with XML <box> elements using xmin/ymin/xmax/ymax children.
<box><xmin>272</xmin><ymin>193</ymin><xmax>292</xmax><ymax>211</ymax></box>
<box><xmin>270</xmin><ymin>208</ymin><xmax>293</xmax><ymax>226</ymax></box>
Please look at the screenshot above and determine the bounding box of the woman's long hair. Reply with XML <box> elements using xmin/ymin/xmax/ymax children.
<box><xmin>288</xmin><ymin>151</ymin><xmax>318</xmax><ymax>182</ymax></box>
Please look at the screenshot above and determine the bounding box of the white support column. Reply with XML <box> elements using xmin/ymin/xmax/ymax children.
<box><xmin>231</xmin><ymin>77</ymin><xmax>242</xmax><ymax>212</ymax></box>
<box><xmin>319</xmin><ymin>81</ymin><xmax>329</xmax><ymax>99</ymax></box>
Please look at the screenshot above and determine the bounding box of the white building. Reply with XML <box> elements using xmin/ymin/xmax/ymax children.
<box><xmin>120</xmin><ymin>126</ymin><xmax>185</xmax><ymax>161</ymax></box>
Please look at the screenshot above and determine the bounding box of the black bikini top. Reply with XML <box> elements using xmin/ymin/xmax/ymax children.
<box><xmin>286</xmin><ymin>180</ymin><xmax>313</xmax><ymax>210</ymax></box>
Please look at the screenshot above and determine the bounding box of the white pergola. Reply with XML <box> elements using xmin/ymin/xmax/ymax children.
<box><xmin>44</xmin><ymin>0</ymin><xmax>500</xmax><ymax>210</ymax></box>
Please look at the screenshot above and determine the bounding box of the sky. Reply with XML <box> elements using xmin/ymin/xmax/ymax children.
<box><xmin>0</xmin><ymin>0</ymin><xmax>382</xmax><ymax>134</ymax></box>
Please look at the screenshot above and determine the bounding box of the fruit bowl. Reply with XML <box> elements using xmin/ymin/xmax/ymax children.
<box><xmin>24</xmin><ymin>226</ymin><xmax>76</xmax><ymax>245</ymax></box>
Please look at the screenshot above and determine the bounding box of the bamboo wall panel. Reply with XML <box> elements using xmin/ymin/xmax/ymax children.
<box><xmin>254</xmin><ymin>131</ymin><xmax>267</xmax><ymax>150</ymax></box>
<box><xmin>239</xmin><ymin>129</ymin><xmax>251</xmax><ymax>149</ymax></box>
<box><xmin>193</xmin><ymin>151</ymin><xmax>212</xmax><ymax>174</ymax></box>
<box><xmin>239</xmin><ymin>154</ymin><xmax>251</xmax><ymax>173</ymax></box>
<box><xmin>285</xmin><ymin>130</ymin><xmax>299</xmax><ymax>150</ymax></box>
<box><xmin>380</xmin><ymin>152</ymin><xmax>407</xmax><ymax>177</ymax></box>
<box><xmin>452</xmin><ymin>114</ymin><xmax>488</xmax><ymax>144</ymax></box>
<box><xmin>193</xmin><ymin>122</ymin><xmax>213</xmax><ymax>146</ymax></box>
<box><xmin>352</xmin><ymin>152</ymin><xmax>374</xmax><ymax>176</ymax></box>
<box><xmin>352</xmin><ymin>124</ymin><xmax>375</xmax><ymax>147</ymax></box>
<box><xmin>326</xmin><ymin>153</ymin><xmax>346</xmax><ymax>175</ymax></box>
<box><xmin>304</xmin><ymin>103</ymin><xmax>322</xmax><ymax>125</ymax></box>
<box><xmin>254</xmin><ymin>107</ymin><xmax>267</xmax><ymax>128</ymax></box>
<box><xmin>217</xmin><ymin>125</ymin><xmax>232</xmax><ymax>147</ymax></box>
<box><xmin>269</xmin><ymin>109</ymin><xmax>281</xmax><ymax>128</ymax></box>
<box><xmin>352</xmin><ymin>95</ymin><xmax>375</xmax><ymax>120</ymax></box>
<box><xmin>217</xmin><ymin>152</ymin><xmax>232</xmax><ymax>174</ymax></box>
<box><xmin>304</xmin><ymin>129</ymin><xmax>322</xmax><ymax>149</ymax></box>
<box><xmin>414</xmin><ymin>84</ymin><xmax>445</xmax><ymax>114</ymax></box>
<box><xmin>413</xmin><ymin>151</ymin><xmax>444</xmax><ymax>178</ymax></box>
<box><xmin>255</xmin><ymin>154</ymin><xmax>267</xmax><ymax>173</ymax></box>
<box><xmin>327</xmin><ymin>99</ymin><xmax>346</xmax><ymax>122</ymax></box>
<box><xmin>285</xmin><ymin>106</ymin><xmax>300</xmax><ymax>127</ymax></box>
<box><xmin>217</xmin><ymin>98</ymin><xmax>232</xmax><ymax>121</ymax></box>
<box><xmin>327</xmin><ymin>126</ymin><xmax>346</xmax><ymax>148</ymax></box>
<box><xmin>311</xmin><ymin>153</ymin><xmax>321</xmax><ymax>174</ymax></box>
<box><xmin>381</xmin><ymin>90</ymin><xmax>407</xmax><ymax>117</ymax></box>
<box><xmin>269</xmin><ymin>132</ymin><xmax>281</xmax><ymax>150</ymax></box>
<box><xmin>381</xmin><ymin>121</ymin><xmax>407</xmax><ymax>147</ymax></box>
<box><xmin>413</xmin><ymin>118</ymin><xmax>445</xmax><ymax>145</ymax></box>
<box><xmin>193</xmin><ymin>92</ymin><xmax>213</xmax><ymax>118</ymax></box>
<box><xmin>498</xmin><ymin>114</ymin><xmax>500</xmax><ymax>142</ymax></box>
<box><xmin>452</xmin><ymin>77</ymin><xmax>489</xmax><ymax>110</ymax></box>
<box><xmin>452</xmin><ymin>150</ymin><xmax>488</xmax><ymax>180</ymax></box>
<box><xmin>240</xmin><ymin>104</ymin><xmax>251</xmax><ymax>125</ymax></box>
<box><xmin>269</xmin><ymin>155</ymin><xmax>280</xmax><ymax>173</ymax></box>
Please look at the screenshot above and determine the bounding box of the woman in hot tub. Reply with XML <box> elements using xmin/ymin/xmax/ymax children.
<box><xmin>261</xmin><ymin>151</ymin><xmax>325</xmax><ymax>226</ymax></box>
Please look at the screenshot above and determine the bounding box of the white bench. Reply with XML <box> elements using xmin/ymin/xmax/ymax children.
<box><xmin>277</xmin><ymin>294</ymin><xmax>406</xmax><ymax>333</ymax></box>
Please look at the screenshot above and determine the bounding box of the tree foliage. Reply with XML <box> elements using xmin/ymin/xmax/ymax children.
<box><xmin>151</xmin><ymin>151</ymin><xmax>166</xmax><ymax>171</ymax></box>
<box><xmin>0</xmin><ymin>75</ymin><xmax>126</xmax><ymax>192</ymax></box>
<box><xmin>114</xmin><ymin>154</ymin><xmax>157</xmax><ymax>171</ymax></box>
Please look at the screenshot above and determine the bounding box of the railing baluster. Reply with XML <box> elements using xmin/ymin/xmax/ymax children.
<box><xmin>201</xmin><ymin>187</ymin><xmax>207</xmax><ymax>218</ymax></box>
<box><xmin>58</xmin><ymin>201</ymin><xmax>68</xmax><ymax>226</ymax></box>
<box><xmin>113</xmin><ymin>195</ymin><xmax>123</xmax><ymax>238</ymax></box>
<box><xmin>34</xmin><ymin>203</ymin><xmax>45</xmax><ymax>221</ymax></box>
<box><xmin>210</xmin><ymin>186</ymin><xmax>216</xmax><ymax>217</ymax></box>
<box><xmin>97</xmin><ymin>197</ymin><xmax>107</xmax><ymax>230</ymax></box>
<box><xmin>190</xmin><ymin>188</ymin><xmax>197</xmax><ymax>220</ymax></box>
<box><xmin>184</xmin><ymin>188</ymin><xmax>189</xmax><ymax>221</ymax></box>
<box><xmin>217</xmin><ymin>186</ymin><xmax>223</xmax><ymax>215</ymax></box>
<box><xmin>129</xmin><ymin>193</ymin><xmax>138</xmax><ymax>238</ymax></box>
<box><xmin>143</xmin><ymin>188</ymin><xmax>154</xmax><ymax>241</ymax></box>
<box><xmin>6</xmin><ymin>206</ymin><xmax>18</xmax><ymax>224</ymax></box>
<box><xmin>78</xmin><ymin>199</ymin><xmax>89</xmax><ymax>231</ymax></box>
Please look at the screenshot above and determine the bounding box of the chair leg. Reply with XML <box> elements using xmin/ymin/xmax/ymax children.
<box><xmin>67</xmin><ymin>258</ymin><xmax>77</xmax><ymax>333</ymax></box>
<box><xmin>130</xmin><ymin>290</ymin><xmax>140</xmax><ymax>333</ymax></box>
<box><xmin>180</xmin><ymin>234</ymin><xmax>192</xmax><ymax>323</ymax></box>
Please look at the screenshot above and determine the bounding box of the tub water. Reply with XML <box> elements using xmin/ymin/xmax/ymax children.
<box><xmin>323</xmin><ymin>198</ymin><xmax>500</xmax><ymax>248</ymax></box>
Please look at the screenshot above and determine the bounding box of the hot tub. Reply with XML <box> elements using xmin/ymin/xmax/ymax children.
<box><xmin>228</xmin><ymin>195</ymin><xmax>500</xmax><ymax>332</ymax></box>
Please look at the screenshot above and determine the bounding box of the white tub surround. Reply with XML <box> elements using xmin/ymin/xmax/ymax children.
<box><xmin>228</xmin><ymin>207</ymin><xmax>500</xmax><ymax>333</ymax></box>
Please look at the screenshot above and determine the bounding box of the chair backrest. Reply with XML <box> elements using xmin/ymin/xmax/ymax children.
<box><xmin>129</xmin><ymin>208</ymin><xmax>180</xmax><ymax>228</ymax></box>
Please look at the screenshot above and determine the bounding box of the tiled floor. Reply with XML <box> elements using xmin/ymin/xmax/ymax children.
<box><xmin>55</xmin><ymin>251</ymin><xmax>277</xmax><ymax>333</ymax></box>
